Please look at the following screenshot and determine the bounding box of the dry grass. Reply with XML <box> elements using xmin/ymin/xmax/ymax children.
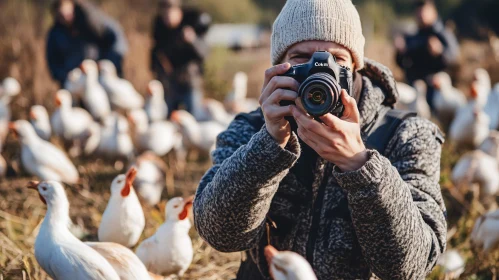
<box><xmin>1</xmin><ymin>0</ymin><xmax>499</xmax><ymax>279</ymax></box>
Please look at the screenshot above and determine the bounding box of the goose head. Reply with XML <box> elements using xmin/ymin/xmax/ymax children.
<box><xmin>98</xmin><ymin>60</ymin><xmax>118</xmax><ymax>79</ymax></box>
<box><xmin>147</xmin><ymin>80</ymin><xmax>164</xmax><ymax>100</ymax></box>
<box><xmin>165</xmin><ymin>196</ymin><xmax>194</xmax><ymax>221</ymax></box>
<box><xmin>264</xmin><ymin>245</ymin><xmax>317</xmax><ymax>280</ymax></box>
<box><xmin>128</xmin><ymin>109</ymin><xmax>149</xmax><ymax>133</ymax></box>
<box><xmin>55</xmin><ymin>89</ymin><xmax>73</xmax><ymax>109</ymax></box>
<box><xmin>27</xmin><ymin>181</ymin><xmax>70</xmax><ymax>223</ymax></box>
<box><xmin>110</xmin><ymin>166</ymin><xmax>137</xmax><ymax>198</ymax></box>
<box><xmin>30</xmin><ymin>105</ymin><xmax>49</xmax><ymax>123</ymax></box>
<box><xmin>1</xmin><ymin>77</ymin><xmax>21</xmax><ymax>101</ymax></box>
<box><xmin>9</xmin><ymin>120</ymin><xmax>41</xmax><ymax>144</ymax></box>
<box><xmin>80</xmin><ymin>59</ymin><xmax>99</xmax><ymax>81</ymax></box>
<box><xmin>432</xmin><ymin>72</ymin><xmax>453</xmax><ymax>95</ymax></box>
<box><xmin>170</xmin><ymin>110</ymin><xmax>200</xmax><ymax>133</ymax></box>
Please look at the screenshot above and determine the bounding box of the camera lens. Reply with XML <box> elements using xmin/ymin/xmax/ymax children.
<box><xmin>298</xmin><ymin>72</ymin><xmax>341</xmax><ymax>117</ymax></box>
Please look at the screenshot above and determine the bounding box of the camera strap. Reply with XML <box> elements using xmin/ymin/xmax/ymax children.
<box><xmin>364</xmin><ymin>106</ymin><xmax>418</xmax><ymax>155</ymax></box>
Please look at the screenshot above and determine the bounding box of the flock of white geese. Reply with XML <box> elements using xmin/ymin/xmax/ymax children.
<box><xmin>1</xmin><ymin>63</ymin><xmax>499</xmax><ymax>279</ymax></box>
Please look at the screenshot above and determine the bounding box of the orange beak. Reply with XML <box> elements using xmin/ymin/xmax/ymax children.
<box><xmin>55</xmin><ymin>95</ymin><xmax>62</xmax><ymax>107</ymax></box>
<box><xmin>470</xmin><ymin>82</ymin><xmax>479</xmax><ymax>99</ymax></box>
<box><xmin>79</xmin><ymin>63</ymin><xmax>86</xmax><ymax>75</ymax></box>
<box><xmin>432</xmin><ymin>77</ymin><xmax>441</xmax><ymax>89</ymax></box>
<box><xmin>29</xmin><ymin>110</ymin><xmax>37</xmax><ymax>121</ymax></box>
<box><xmin>27</xmin><ymin>181</ymin><xmax>46</xmax><ymax>205</ymax></box>
<box><xmin>170</xmin><ymin>111</ymin><xmax>180</xmax><ymax>122</ymax></box>
<box><xmin>146</xmin><ymin>84</ymin><xmax>154</xmax><ymax>96</ymax></box>
<box><xmin>8</xmin><ymin>122</ymin><xmax>18</xmax><ymax>138</ymax></box>
<box><xmin>121</xmin><ymin>166</ymin><xmax>137</xmax><ymax>197</ymax></box>
<box><xmin>264</xmin><ymin>245</ymin><xmax>279</xmax><ymax>268</ymax></box>
<box><xmin>178</xmin><ymin>195</ymin><xmax>194</xmax><ymax>220</ymax></box>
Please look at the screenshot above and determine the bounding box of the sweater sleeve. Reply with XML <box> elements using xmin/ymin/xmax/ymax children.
<box><xmin>333</xmin><ymin>117</ymin><xmax>446</xmax><ymax>279</ymax></box>
<box><xmin>194</xmin><ymin>119</ymin><xmax>300</xmax><ymax>252</ymax></box>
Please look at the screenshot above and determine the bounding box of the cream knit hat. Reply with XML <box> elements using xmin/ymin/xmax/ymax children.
<box><xmin>271</xmin><ymin>0</ymin><xmax>365</xmax><ymax>70</ymax></box>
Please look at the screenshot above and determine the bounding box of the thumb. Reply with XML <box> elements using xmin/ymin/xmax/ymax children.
<box><xmin>340</xmin><ymin>89</ymin><xmax>360</xmax><ymax>123</ymax></box>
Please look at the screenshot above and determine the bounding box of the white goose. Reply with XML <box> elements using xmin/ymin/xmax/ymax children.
<box><xmin>436</xmin><ymin>249</ymin><xmax>465</xmax><ymax>279</ymax></box>
<box><xmin>136</xmin><ymin>196</ymin><xmax>194</xmax><ymax>277</ymax></box>
<box><xmin>133</xmin><ymin>152</ymin><xmax>167</xmax><ymax>206</ymax></box>
<box><xmin>0</xmin><ymin>100</ymin><xmax>11</xmax><ymax>148</ymax></box>
<box><xmin>99</xmin><ymin>167</ymin><xmax>145</xmax><ymax>247</ymax></box>
<box><xmin>84</xmin><ymin>113</ymin><xmax>134</xmax><ymax>158</ymax></box>
<box><xmin>84</xmin><ymin>242</ymin><xmax>153</xmax><ymax>280</ymax></box>
<box><xmin>80</xmin><ymin>59</ymin><xmax>111</xmax><ymax>121</ymax></box>
<box><xmin>395</xmin><ymin>80</ymin><xmax>431</xmax><ymax>119</ymax></box>
<box><xmin>144</xmin><ymin>80</ymin><xmax>168</xmax><ymax>123</ymax></box>
<box><xmin>28</xmin><ymin>181</ymin><xmax>120</xmax><ymax>280</ymax></box>
<box><xmin>10</xmin><ymin>120</ymin><xmax>79</xmax><ymax>184</ymax></box>
<box><xmin>432</xmin><ymin>72</ymin><xmax>466</xmax><ymax>130</ymax></box>
<box><xmin>170</xmin><ymin>110</ymin><xmax>225</xmax><ymax>154</ymax></box>
<box><xmin>225</xmin><ymin>71</ymin><xmax>259</xmax><ymax>114</ymax></box>
<box><xmin>29</xmin><ymin>105</ymin><xmax>51</xmax><ymax>141</ymax></box>
<box><xmin>471</xmin><ymin>209</ymin><xmax>499</xmax><ymax>253</ymax></box>
<box><xmin>0</xmin><ymin>77</ymin><xmax>21</xmax><ymax>104</ymax></box>
<box><xmin>264</xmin><ymin>245</ymin><xmax>317</xmax><ymax>280</ymax></box>
<box><xmin>449</xmin><ymin>83</ymin><xmax>490</xmax><ymax>148</ymax></box>
<box><xmin>64</xmin><ymin>68</ymin><xmax>86</xmax><ymax>103</ymax></box>
<box><xmin>129</xmin><ymin>109</ymin><xmax>180</xmax><ymax>156</ymax></box>
<box><xmin>451</xmin><ymin>150</ymin><xmax>499</xmax><ymax>208</ymax></box>
<box><xmin>98</xmin><ymin>60</ymin><xmax>144</xmax><ymax>111</ymax></box>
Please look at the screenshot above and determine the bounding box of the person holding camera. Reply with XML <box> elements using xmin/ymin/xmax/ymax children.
<box><xmin>194</xmin><ymin>0</ymin><xmax>446</xmax><ymax>279</ymax></box>
<box><xmin>395</xmin><ymin>0</ymin><xmax>459</xmax><ymax>109</ymax></box>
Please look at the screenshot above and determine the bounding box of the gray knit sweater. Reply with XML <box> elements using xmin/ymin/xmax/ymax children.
<box><xmin>193</xmin><ymin>59</ymin><xmax>447</xmax><ymax>280</ymax></box>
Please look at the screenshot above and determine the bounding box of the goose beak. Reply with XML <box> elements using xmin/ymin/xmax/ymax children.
<box><xmin>29</xmin><ymin>109</ymin><xmax>37</xmax><ymax>121</ymax></box>
<box><xmin>264</xmin><ymin>245</ymin><xmax>278</xmax><ymax>265</ymax></box>
<box><xmin>178</xmin><ymin>195</ymin><xmax>194</xmax><ymax>220</ymax></box>
<box><xmin>432</xmin><ymin>76</ymin><xmax>441</xmax><ymax>89</ymax></box>
<box><xmin>470</xmin><ymin>82</ymin><xmax>479</xmax><ymax>99</ymax></box>
<box><xmin>121</xmin><ymin>166</ymin><xmax>137</xmax><ymax>197</ymax></box>
<box><xmin>146</xmin><ymin>84</ymin><xmax>154</xmax><ymax>96</ymax></box>
<box><xmin>8</xmin><ymin>122</ymin><xmax>18</xmax><ymax>138</ymax></box>
<box><xmin>55</xmin><ymin>95</ymin><xmax>62</xmax><ymax>107</ymax></box>
<box><xmin>170</xmin><ymin>111</ymin><xmax>180</xmax><ymax>122</ymax></box>
<box><xmin>79</xmin><ymin>63</ymin><xmax>86</xmax><ymax>75</ymax></box>
<box><xmin>27</xmin><ymin>181</ymin><xmax>46</xmax><ymax>205</ymax></box>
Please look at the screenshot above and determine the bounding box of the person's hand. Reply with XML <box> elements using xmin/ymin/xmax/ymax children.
<box><xmin>183</xmin><ymin>26</ymin><xmax>197</xmax><ymax>44</ymax></box>
<box><xmin>394</xmin><ymin>35</ymin><xmax>407</xmax><ymax>53</ymax></box>
<box><xmin>292</xmin><ymin>90</ymin><xmax>368</xmax><ymax>172</ymax></box>
<box><xmin>259</xmin><ymin>63</ymin><xmax>299</xmax><ymax>148</ymax></box>
<box><xmin>428</xmin><ymin>36</ymin><xmax>443</xmax><ymax>56</ymax></box>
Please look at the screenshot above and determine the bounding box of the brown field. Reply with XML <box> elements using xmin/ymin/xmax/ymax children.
<box><xmin>1</xmin><ymin>0</ymin><xmax>499</xmax><ymax>279</ymax></box>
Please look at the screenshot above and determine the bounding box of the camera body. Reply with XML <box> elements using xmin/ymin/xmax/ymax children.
<box><xmin>280</xmin><ymin>51</ymin><xmax>353</xmax><ymax>117</ymax></box>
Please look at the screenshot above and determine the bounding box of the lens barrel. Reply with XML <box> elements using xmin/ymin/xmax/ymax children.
<box><xmin>298</xmin><ymin>72</ymin><xmax>341</xmax><ymax>117</ymax></box>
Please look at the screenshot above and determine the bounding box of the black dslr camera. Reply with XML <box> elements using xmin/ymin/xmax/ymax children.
<box><xmin>280</xmin><ymin>51</ymin><xmax>353</xmax><ymax>118</ymax></box>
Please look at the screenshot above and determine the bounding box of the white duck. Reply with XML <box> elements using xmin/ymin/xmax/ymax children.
<box><xmin>136</xmin><ymin>196</ymin><xmax>194</xmax><ymax>277</ymax></box>
<box><xmin>29</xmin><ymin>105</ymin><xmax>51</xmax><ymax>141</ymax></box>
<box><xmin>80</xmin><ymin>59</ymin><xmax>111</xmax><ymax>120</ymax></box>
<box><xmin>170</xmin><ymin>110</ymin><xmax>225</xmax><ymax>154</ymax></box>
<box><xmin>84</xmin><ymin>242</ymin><xmax>152</xmax><ymax>280</ymax></box>
<box><xmin>264</xmin><ymin>245</ymin><xmax>317</xmax><ymax>280</ymax></box>
<box><xmin>99</xmin><ymin>167</ymin><xmax>145</xmax><ymax>247</ymax></box>
<box><xmin>451</xmin><ymin>150</ymin><xmax>499</xmax><ymax>208</ymax></box>
<box><xmin>133</xmin><ymin>152</ymin><xmax>167</xmax><ymax>206</ymax></box>
<box><xmin>28</xmin><ymin>181</ymin><xmax>120</xmax><ymax>280</ymax></box>
<box><xmin>98</xmin><ymin>60</ymin><xmax>144</xmax><ymax>111</ymax></box>
<box><xmin>225</xmin><ymin>71</ymin><xmax>259</xmax><ymax>114</ymax></box>
<box><xmin>144</xmin><ymin>80</ymin><xmax>168</xmax><ymax>123</ymax></box>
<box><xmin>432</xmin><ymin>72</ymin><xmax>467</xmax><ymax>130</ymax></box>
<box><xmin>129</xmin><ymin>108</ymin><xmax>180</xmax><ymax>156</ymax></box>
<box><xmin>0</xmin><ymin>77</ymin><xmax>21</xmax><ymax>104</ymax></box>
<box><xmin>395</xmin><ymin>80</ymin><xmax>431</xmax><ymax>119</ymax></box>
<box><xmin>10</xmin><ymin>120</ymin><xmax>79</xmax><ymax>184</ymax></box>
<box><xmin>64</xmin><ymin>67</ymin><xmax>86</xmax><ymax>103</ymax></box>
<box><xmin>436</xmin><ymin>249</ymin><xmax>465</xmax><ymax>279</ymax></box>
<box><xmin>471</xmin><ymin>209</ymin><xmax>499</xmax><ymax>253</ymax></box>
<box><xmin>84</xmin><ymin>113</ymin><xmax>134</xmax><ymax>158</ymax></box>
<box><xmin>449</xmin><ymin>83</ymin><xmax>490</xmax><ymax>148</ymax></box>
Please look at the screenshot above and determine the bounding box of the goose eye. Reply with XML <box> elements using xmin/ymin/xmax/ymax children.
<box><xmin>173</xmin><ymin>205</ymin><xmax>179</xmax><ymax>208</ymax></box>
<box><xmin>117</xmin><ymin>179</ymin><xmax>123</xmax><ymax>184</ymax></box>
<box><xmin>42</xmin><ymin>187</ymin><xmax>47</xmax><ymax>191</ymax></box>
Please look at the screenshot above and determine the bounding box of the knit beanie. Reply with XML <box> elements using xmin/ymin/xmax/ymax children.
<box><xmin>271</xmin><ymin>0</ymin><xmax>365</xmax><ymax>70</ymax></box>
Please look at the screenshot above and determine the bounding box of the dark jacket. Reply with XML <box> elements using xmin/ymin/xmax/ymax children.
<box><xmin>396</xmin><ymin>20</ymin><xmax>459</xmax><ymax>83</ymax></box>
<box><xmin>150</xmin><ymin>8</ymin><xmax>210</xmax><ymax>88</ymax></box>
<box><xmin>46</xmin><ymin>1</ymin><xmax>128</xmax><ymax>85</ymax></box>
<box><xmin>194</xmin><ymin>59</ymin><xmax>447</xmax><ymax>280</ymax></box>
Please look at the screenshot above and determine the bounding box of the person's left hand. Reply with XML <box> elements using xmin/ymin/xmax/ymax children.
<box><xmin>183</xmin><ymin>26</ymin><xmax>197</xmax><ymax>44</ymax></box>
<box><xmin>291</xmin><ymin>90</ymin><xmax>368</xmax><ymax>172</ymax></box>
<box><xmin>428</xmin><ymin>36</ymin><xmax>443</xmax><ymax>57</ymax></box>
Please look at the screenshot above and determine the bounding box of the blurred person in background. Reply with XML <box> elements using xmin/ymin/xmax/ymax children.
<box><xmin>395</xmin><ymin>0</ymin><xmax>459</xmax><ymax>109</ymax></box>
<box><xmin>150</xmin><ymin>0</ymin><xmax>211</xmax><ymax>117</ymax></box>
<box><xmin>46</xmin><ymin>0</ymin><xmax>128</xmax><ymax>86</ymax></box>
<box><xmin>194</xmin><ymin>0</ymin><xmax>446</xmax><ymax>279</ymax></box>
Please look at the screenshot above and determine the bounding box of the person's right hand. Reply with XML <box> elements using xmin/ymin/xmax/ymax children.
<box><xmin>259</xmin><ymin>63</ymin><xmax>299</xmax><ymax>148</ymax></box>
